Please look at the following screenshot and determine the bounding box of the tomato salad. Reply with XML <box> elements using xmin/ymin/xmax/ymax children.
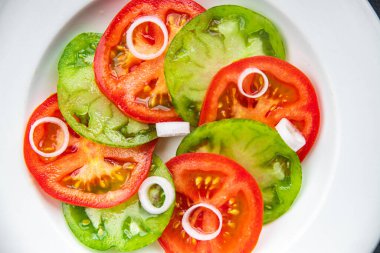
<box><xmin>23</xmin><ymin>0</ymin><xmax>320</xmax><ymax>252</ymax></box>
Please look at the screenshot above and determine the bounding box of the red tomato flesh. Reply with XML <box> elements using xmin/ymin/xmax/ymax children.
<box><xmin>24</xmin><ymin>94</ymin><xmax>156</xmax><ymax>208</ymax></box>
<box><xmin>159</xmin><ymin>153</ymin><xmax>263</xmax><ymax>253</ymax></box>
<box><xmin>94</xmin><ymin>0</ymin><xmax>205</xmax><ymax>123</ymax></box>
<box><xmin>199</xmin><ymin>56</ymin><xmax>320</xmax><ymax>160</ymax></box>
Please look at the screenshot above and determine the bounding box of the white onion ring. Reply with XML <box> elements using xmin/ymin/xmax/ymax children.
<box><xmin>237</xmin><ymin>67</ymin><xmax>269</xmax><ymax>99</ymax></box>
<box><xmin>29</xmin><ymin>117</ymin><xmax>70</xmax><ymax>157</ymax></box>
<box><xmin>182</xmin><ymin>203</ymin><xmax>222</xmax><ymax>241</ymax></box>
<box><xmin>275</xmin><ymin>118</ymin><xmax>306</xmax><ymax>152</ymax></box>
<box><xmin>138</xmin><ymin>176</ymin><xmax>175</xmax><ymax>214</ymax></box>
<box><xmin>126</xmin><ymin>16</ymin><xmax>169</xmax><ymax>60</ymax></box>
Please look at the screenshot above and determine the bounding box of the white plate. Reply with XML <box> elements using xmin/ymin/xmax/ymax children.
<box><xmin>0</xmin><ymin>0</ymin><xmax>380</xmax><ymax>252</ymax></box>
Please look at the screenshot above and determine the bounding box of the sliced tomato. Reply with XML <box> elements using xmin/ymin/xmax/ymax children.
<box><xmin>199</xmin><ymin>56</ymin><xmax>320</xmax><ymax>160</ymax></box>
<box><xmin>94</xmin><ymin>0</ymin><xmax>205</xmax><ymax>123</ymax></box>
<box><xmin>159</xmin><ymin>153</ymin><xmax>263</xmax><ymax>253</ymax></box>
<box><xmin>23</xmin><ymin>94</ymin><xmax>156</xmax><ymax>208</ymax></box>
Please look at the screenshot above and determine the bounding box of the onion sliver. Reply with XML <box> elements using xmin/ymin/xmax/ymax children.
<box><xmin>138</xmin><ymin>176</ymin><xmax>175</xmax><ymax>215</ymax></box>
<box><xmin>182</xmin><ymin>203</ymin><xmax>222</xmax><ymax>241</ymax></box>
<box><xmin>237</xmin><ymin>67</ymin><xmax>269</xmax><ymax>99</ymax></box>
<box><xmin>275</xmin><ymin>118</ymin><xmax>306</xmax><ymax>152</ymax></box>
<box><xmin>126</xmin><ymin>16</ymin><xmax>169</xmax><ymax>60</ymax></box>
<box><xmin>29</xmin><ymin>117</ymin><xmax>70</xmax><ymax>157</ymax></box>
<box><xmin>156</xmin><ymin>122</ymin><xmax>190</xmax><ymax>137</ymax></box>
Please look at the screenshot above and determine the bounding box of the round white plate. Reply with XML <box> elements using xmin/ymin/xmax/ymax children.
<box><xmin>0</xmin><ymin>0</ymin><xmax>379</xmax><ymax>252</ymax></box>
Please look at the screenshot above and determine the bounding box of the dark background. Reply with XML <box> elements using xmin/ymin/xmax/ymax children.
<box><xmin>370</xmin><ymin>0</ymin><xmax>380</xmax><ymax>17</ymax></box>
<box><xmin>366</xmin><ymin>2</ymin><xmax>379</xmax><ymax>253</ymax></box>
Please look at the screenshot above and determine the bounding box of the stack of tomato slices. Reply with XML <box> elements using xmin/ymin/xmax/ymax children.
<box><xmin>23</xmin><ymin>0</ymin><xmax>320</xmax><ymax>252</ymax></box>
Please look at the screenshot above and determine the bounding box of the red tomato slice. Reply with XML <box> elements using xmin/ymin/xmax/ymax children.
<box><xmin>94</xmin><ymin>0</ymin><xmax>205</xmax><ymax>123</ymax></box>
<box><xmin>23</xmin><ymin>94</ymin><xmax>156</xmax><ymax>208</ymax></box>
<box><xmin>159</xmin><ymin>153</ymin><xmax>263</xmax><ymax>253</ymax></box>
<box><xmin>199</xmin><ymin>56</ymin><xmax>320</xmax><ymax>160</ymax></box>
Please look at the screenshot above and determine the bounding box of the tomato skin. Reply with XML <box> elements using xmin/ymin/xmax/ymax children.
<box><xmin>24</xmin><ymin>94</ymin><xmax>156</xmax><ymax>208</ymax></box>
<box><xmin>94</xmin><ymin>0</ymin><xmax>205</xmax><ymax>123</ymax></box>
<box><xmin>159</xmin><ymin>153</ymin><xmax>263</xmax><ymax>253</ymax></box>
<box><xmin>199</xmin><ymin>56</ymin><xmax>320</xmax><ymax>160</ymax></box>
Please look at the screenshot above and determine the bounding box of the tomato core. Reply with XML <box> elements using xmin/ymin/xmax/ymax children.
<box><xmin>60</xmin><ymin>139</ymin><xmax>137</xmax><ymax>194</ymax></box>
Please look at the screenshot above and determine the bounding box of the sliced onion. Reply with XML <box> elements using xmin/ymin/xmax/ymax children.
<box><xmin>138</xmin><ymin>176</ymin><xmax>175</xmax><ymax>215</ymax></box>
<box><xmin>182</xmin><ymin>203</ymin><xmax>222</xmax><ymax>241</ymax></box>
<box><xmin>126</xmin><ymin>16</ymin><xmax>169</xmax><ymax>60</ymax></box>
<box><xmin>275</xmin><ymin>118</ymin><xmax>306</xmax><ymax>152</ymax></box>
<box><xmin>237</xmin><ymin>67</ymin><xmax>269</xmax><ymax>99</ymax></box>
<box><xmin>29</xmin><ymin>117</ymin><xmax>69</xmax><ymax>157</ymax></box>
<box><xmin>156</xmin><ymin>122</ymin><xmax>190</xmax><ymax>137</ymax></box>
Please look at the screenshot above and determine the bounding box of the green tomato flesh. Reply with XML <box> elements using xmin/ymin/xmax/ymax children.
<box><xmin>177</xmin><ymin>119</ymin><xmax>301</xmax><ymax>223</ymax></box>
<box><xmin>62</xmin><ymin>155</ymin><xmax>174</xmax><ymax>251</ymax></box>
<box><xmin>165</xmin><ymin>5</ymin><xmax>286</xmax><ymax>125</ymax></box>
<box><xmin>58</xmin><ymin>33</ymin><xmax>157</xmax><ymax>147</ymax></box>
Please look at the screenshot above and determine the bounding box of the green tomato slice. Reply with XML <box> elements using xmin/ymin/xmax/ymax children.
<box><xmin>58</xmin><ymin>33</ymin><xmax>157</xmax><ymax>147</ymax></box>
<box><xmin>62</xmin><ymin>155</ymin><xmax>174</xmax><ymax>251</ymax></box>
<box><xmin>177</xmin><ymin>119</ymin><xmax>301</xmax><ymax>223</ymax></box>
<box><xmin>165</xmin><ymin>5</ymin><xmax>286</xmax><ymax>126</ymax></box>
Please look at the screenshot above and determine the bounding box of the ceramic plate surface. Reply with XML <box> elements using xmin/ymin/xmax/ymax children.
<box><xmin>0</xmin><ymin>0</ymin><xmax>379</xmax><ymax>252</ymax></box>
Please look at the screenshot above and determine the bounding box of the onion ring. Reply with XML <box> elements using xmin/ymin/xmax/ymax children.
<box><xmin>138</xmin><ymin>176</ymin><xmax>175</xmax><ymax>214</ymax></box>
<box><xmin>182</xmin><ymin>203</ymin><xmax>222</xmax><ymax>241</ymax></box>
<box><xmin>237</xmin><ymin>67</ymin><xmax>269</xmax><ymax>99</ymax></box>
<box><xmin>126</xmin><ymin>16</ymin><xmax>169</xmax><ymax>60</ymax></box>
<box><xmin>29</xmin><ymin>117</ymin><xmax>69</xmax><ymax>157</ymax></box>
